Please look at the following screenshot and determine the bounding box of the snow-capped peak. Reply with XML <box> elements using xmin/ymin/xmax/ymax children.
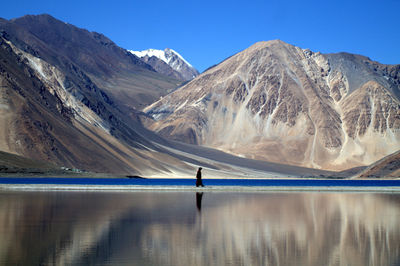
<box><xmin>129</xmin><ymin>48</ymin><xmax>199</xmax><ymax>80</ymax></box>
<box><xmin>130</xmin><ymin>48</ymin><xmax>168</xmax><ymax>64</ymax></box>
<box><xmin>165</xmin><ymin>48</ymin><xmax>193</xmax><ymax>68</ymax></box>
<box><xmin>129</xmin><ymin>48</ymin><xmax>193</xmax><ymax>67</ymax></box>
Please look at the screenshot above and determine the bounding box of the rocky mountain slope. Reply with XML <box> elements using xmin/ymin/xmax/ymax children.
<box><xmin>0</xmin><ymin>14</ymin><xmax>182</xmax><ymax>111</ymax></box>
<box><xmin>0</xmin><ymin>31</ymin><xmax>170</xmax><ymax>174</ymax></box>
<box><xmin>130</xmin><ymin>48</ymin><xmax>199</xmax><ymax>81</ymax></box>
<box><xmin>0</xmin><ymin>150</ymin><xmax>58</xmax><ymax>174</ymax></box>
<box><xmin>145</xmin><ymin>40</ymin><xmax>400</xmax><ymax>171</ymax></box>
<box><xmin>0</xmin><ymin>15</ymin><xmax>338</xmax><ymax>177</ymax></box>
<box><xmin>356</xmin><ymin>150</ymin><xmax>400</xmax><ymax>178</ymax></box>
<box><xmin>0</xmin><ymin>14</ymin><xmax>189</xmax><ymax>175</ymax></box>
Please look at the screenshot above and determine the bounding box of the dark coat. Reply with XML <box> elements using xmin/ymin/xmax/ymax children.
<box><xmin>196</xmin><ymin>168</ymin><xmax>204</xmax><ymax>187</ymax></box>
<box><xmin>196</xmin><ymin>169</ymin><xmax>202</xmax><ymax>179</ymax></box>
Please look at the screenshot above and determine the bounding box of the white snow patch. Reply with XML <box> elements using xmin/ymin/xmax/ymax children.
<box><xmin>128</xmin><ymin>48</ymin><xmax>194</xmax><ymax>72</ymax></box>
<box><xmin>167</xmin><ymin>48</ymin><xmax>193</xmax><ymax>68</ymax></box>
<box><xmin>129</xmin><ymin>48</ymin><xmax>168</xmax><ymax>63</ymax></box>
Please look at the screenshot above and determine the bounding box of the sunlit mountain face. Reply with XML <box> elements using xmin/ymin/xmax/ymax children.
<box><xmin>145</xmin><ymin>40</ymin><xmax>400</xmax><ymax>171</ymax></box>
<box><xmin>0</xmin><ymin>191</ymin><xmax>399</xmax><ymax>265</ymax></box>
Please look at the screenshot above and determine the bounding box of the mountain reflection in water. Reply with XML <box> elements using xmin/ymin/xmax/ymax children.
<box><xmin>0</xmin><ymin>191</ymin><xmax>399</xmax><ymax>265</ymax></box>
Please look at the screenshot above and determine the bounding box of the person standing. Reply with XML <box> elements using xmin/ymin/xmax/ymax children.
<box><xmin>196</xmin><ymin>167</ymin><xmax>204</xmax><ymax>187</ymax></box>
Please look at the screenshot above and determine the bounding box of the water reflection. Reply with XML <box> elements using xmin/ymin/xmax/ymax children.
<box><xmin>0</xmin><ymin>191</ymin><xmax>399</xmax><ymax>265</ymax></box>
<box><xmin>196</xmin><ymin>192</ymin><xmax>204</xmax><ymax>212</ymax></box>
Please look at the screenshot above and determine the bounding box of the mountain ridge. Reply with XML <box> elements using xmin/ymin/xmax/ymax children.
<box><xmin>356</xmin><ymin>150</ymin><xmax>400</xmax><ymax>178</ymax></box>
<box><xmin>144</xmin><ymin>40</ymin><xmax>400</xmax><ymax>171</ymax></box>
<box><xmin>0</xmin><ymin>14</ymin><xmax>187</xmax><ymax>174</ymax></box>
<box><xmin>0</xmin><ymin>14</ymin><xmax>182</xmax><ymax>110</ymax></box>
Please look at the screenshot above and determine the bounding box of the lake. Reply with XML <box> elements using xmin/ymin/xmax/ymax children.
<box><xmin>1</xmin><ymin>177</ymin><xmax>400</xmax><ymax>189</ymax></box>
<box><xmin>0</xmin><ymin>190</ymin><xmax>399</xmax><ymax>265</ymax></box>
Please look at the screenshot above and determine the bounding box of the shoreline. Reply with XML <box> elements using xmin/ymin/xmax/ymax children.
<box><xmin>1</xmin><ymin>184</ymin><xmax>400</xmax><ymax>193</ymax></box>
<box><xmin>1</xmin><ymin>177</ymin><xmax>400</xmax><ymax>192</ymax></box>
<box><xmin>1</xmin><ymin>175</ymin><xmax>399</xmax><ymax>180</ymax></box>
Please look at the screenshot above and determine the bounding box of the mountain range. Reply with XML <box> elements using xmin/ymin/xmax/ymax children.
<box><xmin>0</xmin><ymin>14</ymin><xmax>398</xmax><ymax>177</ymax></box>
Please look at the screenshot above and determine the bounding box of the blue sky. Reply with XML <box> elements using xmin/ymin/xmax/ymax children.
<box><xmin>3</xmin><ymin>0</ymin><xmax>400</xmax><ymax>72</ymax></box>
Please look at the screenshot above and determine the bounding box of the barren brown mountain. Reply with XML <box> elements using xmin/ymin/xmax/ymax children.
<box><xmin>0</xmin><ymin>14</ymin><xmax>186</xmax><ymax>175</ymax></box>
<box><xmin>356</xmin><ymin>150</ymin><xmax>400</xmax><ymax>178</ymax></box>
<box><xmin>145</xmin><ymin>40</ymin><xmax>400</xmax><ymax>171</ymax></box>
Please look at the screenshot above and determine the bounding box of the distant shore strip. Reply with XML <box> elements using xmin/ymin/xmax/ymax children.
<box><xmin>0</xmin><ymin>177</ymin><xmax>399</xmax><ymax>192</ymax></box>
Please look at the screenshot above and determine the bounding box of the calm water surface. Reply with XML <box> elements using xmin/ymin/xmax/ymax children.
<box><xmin>0</xmin><ymin>191</ymin><xmax>399</xmax><ymax>266</ymax></box>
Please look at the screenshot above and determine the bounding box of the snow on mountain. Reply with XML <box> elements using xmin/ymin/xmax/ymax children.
<box><xmin>165</xmin><ymin>48</ymin><xmax>193</xmax><ymax>68</ymax></box>
<box><xmin>131</xmin><ymin>49</ymin><xmax>168</xmax><ymax>63</ymax></box>
<box><xmin>129</xmin><ymin>48</ymin><xmax>199</xmax><ymax>81</ymax></box>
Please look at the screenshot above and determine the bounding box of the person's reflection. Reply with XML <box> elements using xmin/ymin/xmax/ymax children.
<box><xmin>196</xmin><ymin>192</ymin><xmax>204</xmax><ymax>212</ymax></box>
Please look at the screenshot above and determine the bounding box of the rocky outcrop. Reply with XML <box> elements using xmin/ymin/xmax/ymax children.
<box><xmin>139</xmin><ymin>55</ymin><xmax>185</xmax><ymax>81</ymax></box>
<box><xmin>145</xmin><ymin>40</ymin><xmax>400</xmax><ymax>170</ymax></box>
